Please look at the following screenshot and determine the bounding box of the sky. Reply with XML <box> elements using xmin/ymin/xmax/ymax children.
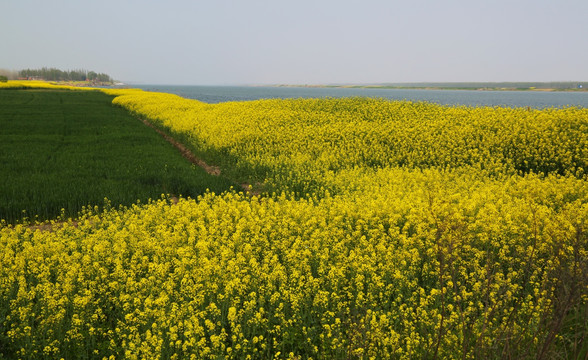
<box><xmin>1</xmin><ymin>0</ymin><xmax>587</xmax><ymax>85</ymax></box>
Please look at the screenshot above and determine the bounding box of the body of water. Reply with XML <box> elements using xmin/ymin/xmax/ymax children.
<box><xmin>133</xmin><ymin>85</ymin><xmax>588</xmax><ymax>108</ymax></box>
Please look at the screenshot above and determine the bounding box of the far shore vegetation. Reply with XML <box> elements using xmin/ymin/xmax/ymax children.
<box><xmin>0</xmin><ymin>67</ymin><xmax>115</xmax><ymax>86</ymax></box>
<box><xmin>274</xmin><ymin>81</ymin><xmax>588</xmax><ymax>91</ymax></box>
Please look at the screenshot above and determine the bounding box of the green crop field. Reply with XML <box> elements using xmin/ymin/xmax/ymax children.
<box><xmin>0</xmin><ymin>89</ymin><xmax>236</xmax><ymax>223</ymax></box>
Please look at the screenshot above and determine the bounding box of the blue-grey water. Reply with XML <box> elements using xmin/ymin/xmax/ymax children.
<box><xmin>133</xmin><ymin>85</ymin><xmax>588</xmax><ymax>108</ymax></box>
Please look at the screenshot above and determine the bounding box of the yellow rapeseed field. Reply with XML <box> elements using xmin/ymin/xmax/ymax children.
<box><xmin>0</xmin><ymin>80</ymin><xmax>96</xmax><ymax>91</ymax></box>
<box><xmin>1</xmin><ymin>81</ymin><xmax>587</xmax><ymax>359</ymax></box>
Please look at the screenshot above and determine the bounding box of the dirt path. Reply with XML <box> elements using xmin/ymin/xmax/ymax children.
<box><xmin>141</xmin><ymin>119</ymin><xmax>261</xmax><ymax>195</ymax></box>
<box><xmin>141</xmin><ymin>119</ymin><xmax>221</xmax><ymax>176</ymax></box>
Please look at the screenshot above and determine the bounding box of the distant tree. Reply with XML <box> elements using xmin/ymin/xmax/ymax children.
<box><xmin>0</xmin><ymin>75</ymin><xmax>7</xmax><ymax>82</ymax></box>
<box><xmin>68</xmin><ymin>69</ymin><xmax>87</xmax><ymax>81</ymax></box>
<box><xmin>96</xmin><ymin>73</ymin><xmax>111</xmax><ymax>82</ymax></box>
<box><xmin>16</xmin><ymin>68</ymin><xmax>112</xmax><ymax>83</ymax></box>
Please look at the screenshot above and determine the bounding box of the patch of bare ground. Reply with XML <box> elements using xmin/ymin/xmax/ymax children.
<box><xmin>25</xmin><ymin>220</ymin><xmax>80</xmax><ymax>233</ymax></box>
<box><xmin>141</xmin><ymin>119</ymin><xmax>221</xmax><ymax>176</ymax></box>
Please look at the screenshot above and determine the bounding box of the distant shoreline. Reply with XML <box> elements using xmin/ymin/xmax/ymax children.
<box><xmin>267</xmin><ymin>82</ymin><xmax>588</xmax><ymax>92</ymax></box>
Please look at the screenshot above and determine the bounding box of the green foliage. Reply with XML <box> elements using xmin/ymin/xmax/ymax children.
<box><xmin>0</xmin><ymin>90</ymin><xmax>236</xmax><ymax>223</ymax></box>
<box><xmin>17</xmin><ymin>67</ymin><xmax>112</xmax><ymax>82</ymax></box>
<box><xmin>0</xmin><ymin>76</ymin><xmax>7</xmax><ymax>82</ymax></box>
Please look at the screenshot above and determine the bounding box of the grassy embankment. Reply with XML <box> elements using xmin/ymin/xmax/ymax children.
<box><xmin>0</xmin><ymin>89</ymin><xmax>236</xmax><ymax>223</ymax></box>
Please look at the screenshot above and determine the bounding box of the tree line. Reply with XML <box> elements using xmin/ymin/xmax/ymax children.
<box><xmin>16</xmin><ymin>67</ymin><xmax>112</xmax><ymax>83</ymax></box>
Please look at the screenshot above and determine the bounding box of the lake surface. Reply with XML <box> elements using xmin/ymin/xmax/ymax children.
<box><xmin>133</xmin><ymin>85</ymin><xmax>588</xmax><ymax>108</ymax></box>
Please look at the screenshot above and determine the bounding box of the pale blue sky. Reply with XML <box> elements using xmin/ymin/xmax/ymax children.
<box><xmin>2</xmin><ymin>0</ymin><xmax>587</xmax><ymax>85</ymax></box>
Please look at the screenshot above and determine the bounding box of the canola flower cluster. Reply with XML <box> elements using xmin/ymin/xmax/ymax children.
<box><xmin>1</xmin><ymin>175</ymin><xmax>586</xmax><ymax>359</ymax></box>
<box><xmin>107</xmin><ymin>90</ymin><xmax>587</xmax><ymax>194</ymax></box>
<box><xmin>1</xmin><ymin>82</ymin><xmax>587</xmax><ymax>359</ymax></box>
<box><xmin>0</xmin><ymin>80</ymin><xmax>96</xmax><ymax>91</ymax></box>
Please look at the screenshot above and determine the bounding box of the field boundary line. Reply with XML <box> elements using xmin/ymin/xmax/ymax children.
<box><xmin>139</xmin><ymin>118</ymin><xmax>260</xmax><ymax>195</ymax></box>
<box><xmin>140</xmin><ymin>118</ymin><xmax>222</xmax><ymax>176</ymax></box>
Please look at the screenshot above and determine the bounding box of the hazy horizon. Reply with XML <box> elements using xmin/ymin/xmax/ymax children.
<box><xmin>2</xmin><ymin>0</ymin><xmax>587</xmax><ymax>85</ymax></box>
